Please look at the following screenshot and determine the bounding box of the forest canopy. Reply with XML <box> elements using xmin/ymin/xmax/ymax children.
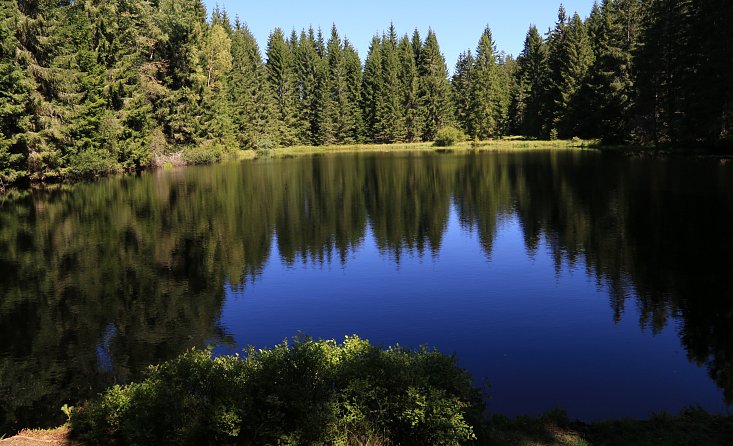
<box><xmin>1</xmin><ymin>0</ymin><xmax>731</xmax><ymax>185</ymax></box>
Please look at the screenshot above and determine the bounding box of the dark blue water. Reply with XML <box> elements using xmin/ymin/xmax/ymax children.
<box><xmin>216</xmin><ymin>211</ymin><xmax>724</xmax><ymax>420</ymax></box>
<box><xmin>1</xmin><ymin>150</ymin><xmax>732</xmax><ymax>433</ymax></box>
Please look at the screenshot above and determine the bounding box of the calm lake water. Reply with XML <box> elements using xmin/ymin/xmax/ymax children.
<box><xmin>1</xmin><ymin>150</ymin><xmax>732</xmax><ymax>433</ymax></box>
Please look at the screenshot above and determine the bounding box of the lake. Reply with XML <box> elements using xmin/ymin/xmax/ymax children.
<box><xmin>1</xmin><ymin>149</ymin><xmax>732</xmax><ymax>434</ymax></box>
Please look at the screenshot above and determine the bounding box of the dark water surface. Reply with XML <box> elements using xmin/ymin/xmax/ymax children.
<box><xmin>1</xmin><ymin>150</ymin><xmax>732</xmax><ymax>433</ymax></box>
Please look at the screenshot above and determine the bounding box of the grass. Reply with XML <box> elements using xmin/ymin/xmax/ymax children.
<box><xmin>263</xmin><ymin>138</ymin><xmax>596</xmax><ymax>159</ymax></box>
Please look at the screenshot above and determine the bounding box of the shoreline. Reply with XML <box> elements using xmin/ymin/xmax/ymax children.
<box><xmin>4</xmin><ymin>408</ymin><xmax>731</xmax><ymax>446</ymax></box>
<box><xmin>5</xmin><ymin>138</ymin><xmax>732</xmax><ymax>195</ymax></box>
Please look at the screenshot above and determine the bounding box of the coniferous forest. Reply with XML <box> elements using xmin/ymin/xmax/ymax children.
<box><xmin>1</xmin><ymin>0</ymin><xmax>732</xmax><ymax>185</ymax></box>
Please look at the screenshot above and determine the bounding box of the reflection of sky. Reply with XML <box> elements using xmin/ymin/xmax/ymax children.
<box><xmin>95</xmin><ymin>322</ymin><xmax>118</xmax><ymax>373</ymax></box>
<box><xmin>217</xmin><ymin>204</ymin><xmax>726</xmax><ymax>421</ymax></box>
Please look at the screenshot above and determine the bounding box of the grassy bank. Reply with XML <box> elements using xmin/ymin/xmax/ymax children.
<box><xmin>262</xmin><ymin>138</ymin><xmax>595</xmax><ymax>159</ymax></box>
<box><xmin>6</xmin><ymin>336</ymin><xmax>727</xmax><ymax>445</ymax></box>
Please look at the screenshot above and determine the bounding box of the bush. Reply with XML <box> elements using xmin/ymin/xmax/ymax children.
<box><xmin>72</xmin><ymin>336</ymin><xmax>483</xmax><ymax>445</ymax></box>
<box><xmin>66</xmin><ymin>149</ymin><xmax>121</xmax><ymax>179</ymax></box>
<box><xmin>434</xmin><ymin>126</ymin><xmax>467</xmax><ymax>147</ymax></box>
<box><xmin>183</xmin><ymin>142</ymin><xmax>225</xmax><ymax>165</ymax></box>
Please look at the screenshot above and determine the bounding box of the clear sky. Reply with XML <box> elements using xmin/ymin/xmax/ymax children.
<box><xmin>203</xmin><ymin>0</ymin><xmax>597</xmax><ymax>69</ymax></box>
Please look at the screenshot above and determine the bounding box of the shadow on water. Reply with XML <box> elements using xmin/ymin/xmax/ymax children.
<box><xmin>0</xmin><ymin>150</ymin><xmax>732</xmax><ymax>433</ymax></box>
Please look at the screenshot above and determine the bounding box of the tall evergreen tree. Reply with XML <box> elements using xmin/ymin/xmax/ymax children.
<box><xmin>545</xmin><ymin>7</ymin><xmax>594</xmax><ymax>138</ymax></box>
<box><xmin>636</xmin><ymin>0</ymin><xmax>690</xmax><ymax>145</ymax></box>
<box><xmin>469</xmin><ymin>26</ymin><xmax>499</xmax><ymax>139</ymax></box>
<box><xmin>451</xmin><ymin>50</ymin><xmax>474</xmax><ymax>136</ymax></box>
<box><xmin>321</xmin><ymin>24</ymin><xmax>350</xmax><ymax>144</ymax></box>
<box><xmin>375</xmin><ymin>24</ymin><xmax>404</xmax><ymax>143</ymax></box>
<box><xmin>361</xmin><ymin>35</ymin><xmax>383</xmax><ymax>143</ymax></box>
<box><xmin>495</xmin><ymin>53</ymin><xmax>517</xmax><ymax>137</ymax></box>
<box><xmin>514</xmin><ymin>25</ymin><xmax>547</xmax><ymax>138</ymax></box>
<box><xmin>0</xmin><ymin>1</ymin><xmax>30</xmax><ymax>183</ymax></box>
<box><xmin>294</xmin><ymin>28</ymin><xmax>321</xmax><ymax>145</ymax></box>
<box><xmin>229</xmin><ymin>21</ymin><xmax>272</xmax><ymax>149</ymax></box>
<box><xmin>265</xmin><ymin>28</ymin><xmax>298</xmax><ymax>146</ymax></box>
<box><xmin>584</xmin><ymin>0</ymin><xmax>644</xmax><ymax>142</ymax></box>
<box><xmin>200</xmin><ymin>22</ymin><xmax>236</xmax><ymax>149</ymax></box>
<box><xmin>559</xmin><ymin>12</ymin><xmax>595</xmax><ymax>137</ymax></box>
<box><xmin>156</xmin><ymin>0</ymin><xmax>209</xmax><ymax>147</ymax></box>
<box><xmin>418</xmin><ymin>29</ymin><xmax>451</xmax><ymax>141</ymax></box>
<box><xmin>398</xmin><ymin>35</ymin><xmax>421</xmax><ymax>142</ymax></box>
<box><xmin>342</xmin><ymin>39</ymin><xmax>364</xmax><ymax>143</ymax></box>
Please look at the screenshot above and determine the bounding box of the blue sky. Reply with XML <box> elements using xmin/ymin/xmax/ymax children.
<box><xmin>203</xmin><ymin>0</ymin><xmax>597</xmax><ymax>68</ymax></box>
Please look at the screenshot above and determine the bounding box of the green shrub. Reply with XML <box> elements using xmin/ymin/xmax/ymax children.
<box><xmin>72</xmin><ymin>336</ymin><xmax>483</xmax><ymax>445</ymax></box>
<box><xmin>66</xmin><ymin>149</ymin><xmax>121</xmax><ymax>179</ymax></box>
<box><xmin>434</xmin><ymin>126</ymin><xmax>467</xmax><ymax>147</ymax></box>
<box><xmin>183</xmin><ymin>142</ymin><xmax>224</xmax><ymax>165</ymax></box>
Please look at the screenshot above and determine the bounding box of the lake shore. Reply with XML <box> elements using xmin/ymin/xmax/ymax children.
<box><xmin>260</xmin><ymin>138</ymin><xmax>595</xmax><ymax>158</ymax></box>
<box><xmin>5</xmin><ymin>409</ymin><xmax>731</xmax><ymax>446</ymax></box>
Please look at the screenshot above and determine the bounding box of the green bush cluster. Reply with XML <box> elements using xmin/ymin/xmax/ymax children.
<box><xmin>434</xmin><ymin>127</ymin><xmax>467</xmax><ymax>147</ymax></box>
<box><xmin>72</xmin><ymin>336</ymin><xmax>484</xmax><ymax>445</ymax></box>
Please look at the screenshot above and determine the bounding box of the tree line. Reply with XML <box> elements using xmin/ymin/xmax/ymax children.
<box><xmin>1</xmin><ymin>0</ymin><xmax>731</xmax><ymax>184</ymax></box>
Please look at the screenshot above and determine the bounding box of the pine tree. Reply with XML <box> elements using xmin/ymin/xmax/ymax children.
<box><xmin>324</xmin><ymin>24</ymin><xmax>350</xmax><ymax>144</ymax></box>
<box><xmin>470</xmin><ymin>26</ymin><xmax>499</xmax><ymax>139</ymax></box>
<box><xmin>362</xmin><ymin>35</ymin><xmax>383</xmax><ymax>143</ymax></box>
<box><xmin>544</xmin><ymin>4</ymin><xmax>569</xmax><ymax>137</ymax></box>
<box><xmin>0</xmin><ymin>1</ymin><xmax>30</xmax><ymax>183</ymax></box>
<box><xmin>265</xmin><ymin>28</ymin><xmax>298</xmax><ymax>146</ymax></box>
<box><xmin>342</xmin><ymin>39</ymin><xmax>363</xmax><ymax>143</ymax></box>
<box><xmin>584</xmin><ymin>0</ymin><xmax>644</xmax><ymax>142</ymax></box>
<box><xmin>374</xmin><ymin>24</ymin><xmax>404</xmax><ymax>143</ymax></box>
<box><xmin>685</xmin><ymin>0</ymin><xmax>733</xmax><ymax>146</ymax></box>
<box><xmin>229</xmin><ymin>21</ymin><xmax>272</xmax><ymax>149</ymax></box>
<box><xmin>294</xmin><ymin>28</ymin><xmax>320</xmax><ymax>145</ymax></box>
<box><xmin>514</xmin><ymin>25</ymin><xmax>547</xmax><ymax>138</ymax></box>
<box><xmin>156</xmin><ymin>0</ymin><xmax>209</xmax><ymax>147</ymax></box>
<box><xmin>418</xmin><ymin>29</ymin><xmax>451</xmax><ymax>141</ymax></box>
<box><xmin>451</xmin><ymin>50</ymin><xmax>474</xmax><ymax>136</ymax></box>
<box><xmin>636</xmin><ymin>0</ymin><xmax>690</xmax><ymax>145</ymax></box>
<box><xmin>559</xmin><ymin>12</ymin><xmax>594</xmax><ymax>138</ymax></box>
<box><xmin>545</xmin><ymin>7</ymin><xmax>594</xmax><ymax>138</ymax></box>
<box><xmin>398</xmin><ymin>35</ymin><xmax>421</xmax><ymax>142</ymax></box>
<box><xmin>495</xmin><ymin>53</ymin><xmax>517</xmax><ymax>137</ymax></box>
<box><xmin>201</xmin><ymin>22</ymin><xmax>236</xmax><ymax>150</ymax></box>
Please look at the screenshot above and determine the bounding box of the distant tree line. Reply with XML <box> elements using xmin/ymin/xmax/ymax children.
<box><xmin>1</xmin><ymin>0</ymin><xmax>731</xmax><ymax>184</ymax></box>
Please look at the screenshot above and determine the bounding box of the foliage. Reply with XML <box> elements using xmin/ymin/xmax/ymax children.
<box><xmin>72</xmin><ymin>336</ymin><xmax>483</xmax><ymax>445</ymax></box>
<box><xmin>434</xmin><ymin>126</ymin><xmax>467</xmax><ymax>147</ymax></box>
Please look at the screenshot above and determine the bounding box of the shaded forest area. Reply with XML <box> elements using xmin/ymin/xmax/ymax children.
<box><xmin>1</xmin><ymin>0</ymin><xmax>732</xmax><ymax>185</ymax></box>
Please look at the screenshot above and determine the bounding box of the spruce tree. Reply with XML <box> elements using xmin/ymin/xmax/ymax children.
<box><xmin>362</xmin><ymin>35</ymin><xmax>383</xmax><ymax>143</ymax></box>
<box><xmin>201</xmin><ymin>22</ymin><xmax>236</xmax><ymax>150</ymax></box>
<box><xmin>156</xmin><ymin>0</ymin><xmax>209</xmax><ymax>147</ymax></box>
<box><xmin>515</xmin><ymin>25</ymin><xmax>547</xmax><ymax>138</ymax></box>
<box><xmin>470</xmin><ymin>26</ymin><xmax>499</xmax><ymax>139</ymax></box>
<box><xmin>584</xmin><ymin>0</ymin><xmax>644</xmax><ymax>142</ymax></box>
<box><xmin>544</xmin><ymin>4</ymin><xmax>569</xmax><ymax>137</ymax></box>
<box><xmin>342</xmin><ymin>39</ymin><xmax>364</xmax><ymax>143</ymax></box>
<box><xmin>545</xmin><ymin>7</ymin><xmax>594</xmax><ymax>138</ymax></box>
<box><xmin>558</xmin><ymin>13</ymin><xmax>594</xmax><ymax>138</ymax></box>
<box><xmin>418</xmin><ymin>29</ymin><xmax>451</xmax><ymax>141</ymax></box>
<box><xmin>324</xmin><ymin>24</ymin><xmax>350</xmax><ymax>144</ymax></box>
<box><xmin>293</xmin><ymin>28</ymin><xmax>320</xmax><ymax>145</ymax></box>
<box><xmin>494</xmin><ymin>53</ymin><xmax>517</xmax><ymax>137</ymax></box>
<box><xmin>229</xmin><ymin>21</ymin><xmax>272</xmax><ymax>149</ymax></box>
<box><xmin>375</xmin><ymin>24</ymin><xmax>404</xmax><ymax>143</ymax></box>
<box><xmin>451</xmin><ymin>50</ymin><xmax>474</xmax><ymax>136</ymax></box>
<box><xmin>398</xmin><ymin>35</ymin><xmax>421</xmax><ymax>142</ymax></box>
<box><xmin>0</xmin><ymin>1</ymin><xmax>30</xmax><ymax>183</ymax></box>
<box><xmin>265</xmin><ymin>28</ymin><xmax>298</xmax><ymax>146</ymax></box>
